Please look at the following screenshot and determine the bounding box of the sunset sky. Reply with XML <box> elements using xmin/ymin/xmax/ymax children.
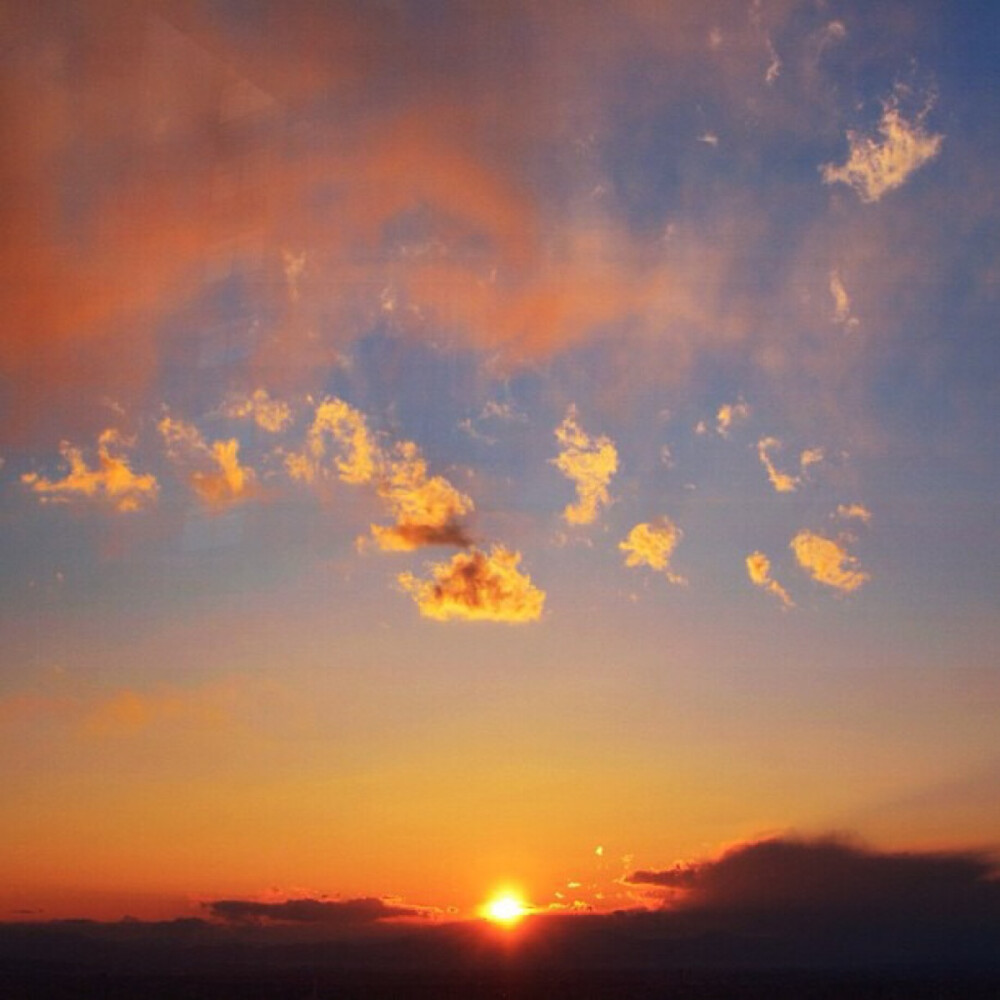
<box><xmin>1</xmin><ymin>0</ymin><xmax>999</xmax><ymax>928</ymax></box>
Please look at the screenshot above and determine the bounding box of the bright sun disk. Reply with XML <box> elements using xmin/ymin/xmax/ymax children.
<box><xmin>484</xmin><ymin>893</ymin><xmax>527</xmax><ymax>924</ymax></box>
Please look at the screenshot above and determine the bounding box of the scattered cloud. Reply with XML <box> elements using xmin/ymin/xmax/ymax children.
<box><xmin>757</xmin><ymin>437</ymin><xmax>823</xmax><ymax>493</ymax></box>
<box><xmin>620</xmin><ymin>518</ymin><xmax>686</xmax><ymax>585</ymax></box>
<box><xmin>21</xmin><ymin>430</ymin><xmax>158</xmax><ymax>512</ymax></box>
<box><xmin>552</xmin><ymin>407</ymin><xmax>618</xmax><ymax>526</ymax></box>
<box><xmin>821</xmin><ymin>96</ymin><xmax>943</xmax><ymax>203</ymax></box>
<box><xmin>207</xmin><ymin>896</ymin><xmax>418</xmax><ymax>926</ymax></box>
<box><xmin>158</xmin><ymin>416</ymin><xmax>255</xmax><ymax>505</ymax></box>
<box><xmin>222</xmin><ymin>389</ymin><xmax>293</xmax><ymax>433</ymax></box>
<box><xmin>369</xmin><ymin>441</ymin><xmax>473</xmax><ymax>551</ymax></box>
<box><xmin>790</xmin><ymin>529</ymin><xmax>869</xmax><ymax>593</ymax></box>
<box><xmin>715</xmin><ymin>398</ymin><xmax>750</xmax><ymax>437</ymax></box>
<box><xmin>835</xmin><ymin>502</ymin><xmax>873</xmax><ymax>525</ymax></box>
<box><xmin>745</xmin><ymin>551</ymin><xmax>794</xmax><ymax>608</ymax></box>
<box><xmin>829</xmin><ymin>270</ymin><xmax>859</xmax><ymax>330</ymax></box>
<box><xmin>398</xmin><ymin>546</ymin><xmax>545</xmax><ymax>623</ymax></box>
<box><xmin>286</xmin><ymin>397</ymin><xmax>379</xmax><ymax>486</ymax></box>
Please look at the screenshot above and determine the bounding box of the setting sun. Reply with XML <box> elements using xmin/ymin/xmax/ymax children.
<box><xmin>483</xmin><ymin>893</ymin><xmax>528</xmax><ymax>925</ymax></box>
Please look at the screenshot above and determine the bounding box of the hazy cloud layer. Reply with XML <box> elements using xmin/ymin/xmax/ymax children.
<box><xmin>398</xmin><ymin>546</ymin><xmax>545</xmax><ymax>623</ymax></box>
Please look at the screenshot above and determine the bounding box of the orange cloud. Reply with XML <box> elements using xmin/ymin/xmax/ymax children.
<box><xmin>398</xmin><ymin>546</ymin><xmax>545</xmax><ymax>623</ymax></box>
<box><xmin>836</xmin><ymin>503</ymin><xmax>873</xmax><ymax>525</ymax></box>
<box><xmin>620</xmin><ymin>518</ymin><xmax>686</xmax><ymax>585</ymax></box>
<box><xmin>21</xmin><ymin>429</ymin><xmax>158</xmax><ymax>512</ymax></box>
<box><xmin>757</xmin><ymin>437</ymin><xmax>823</xmax><ymax>493</ymax></box>
<box><xmin>552</xmin><ymin>407</ymin><xmax>618</xmax><ymax>526</ymax></box>
<box><xmin>745</xmin><ymin>550</ymin><xmax>794</xmax><ymax>608</ymax></box>
<box><xmin>287</xmin><ymin>397</ymin><xmax>379</xmax><ymax>486</ymax></box>
<box><xmin>790</xmin><ymin>529</ymin><xmax>869</xmax><ymax>593</ymax></box>
<box><xmin>158</xmin><ymin>416</ymin><xmax>255</xmax><ymax>505</ymax></box>
<box><xmin>222</xmin><ymin>389</ymin><xmax>293</xmax><ymax>433</ymax></box>
<box><xmin>369</xmin><ymin>442</ymin><xmax>473</xmax><ymax>551</ymax></box>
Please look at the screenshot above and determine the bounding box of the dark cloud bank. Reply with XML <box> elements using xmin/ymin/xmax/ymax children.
<box><xmin>2</xmin><ymin>837</ymin><xmax>999</xmax><ymax>997</ymax></box>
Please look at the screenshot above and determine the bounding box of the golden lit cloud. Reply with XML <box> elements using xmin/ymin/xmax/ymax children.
<box><xmin>223</xmin><ymin>389</ymin><xmax>293</xmax><ymax>433</ymax></box>
<box><xmin>757</xmin><ymin>437</ymin><xmax>823</xmax><ymax>493</ymax></box>
<box><xmin>836</xmin><ymin>503</ymin><xmax>873</xmax><ymax>525</ymax></box>
<box><xmin>552</xmin><ymin>406</ymin><xmax>618</xmax><ymax>526</ymax></box>
<box><xmin>158</xmin><ymin>416</ymin><xmax>255</xmax><ymax>505</ymax></box>
<box><xmin>287</xmin><ymin>397</ymin><xmax>379</xmax><ymax>485</ymax></box>
<box><xmin>745</xmin><ymin>551</ymin><xmax>794</xmax><ymax>608</ymax></box>
<box><xmin>370</xmin><ymin>441</ymin><xmax>474</xmax><ymax>551</ymax></box>
<box><xmin>790</xmin><ymin>529</ymin><xmax>869</xmax><ymax>593</ymax></box>
<box><xmin>398</xmin><ymin>546</ymin><xmax>545</xmax><ymax>623</ymax></box>
<box><xmin>21</xmin><ymin>429</ymin><xmax>158</xmax><ymax>512</ymax></box>
<box><xmin>620</xmin><ymin>517</ymin><xmax>686</xmax><ymax>585</ymax></box>
<box><xmin>716</xmin><ymin>398</ymin><xmax>750</xmax><ymax>437</ymax></box>
<box><xmin>821</xmin><ymin>100</ymin><xmax>943</xmax><ymax>203</ymax></box>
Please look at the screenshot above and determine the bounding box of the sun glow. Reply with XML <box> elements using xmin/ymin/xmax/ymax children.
<box><xmin>483</xmin><ymin>892</ymin><xmax>528</xmax><ymax>924</ymax></box>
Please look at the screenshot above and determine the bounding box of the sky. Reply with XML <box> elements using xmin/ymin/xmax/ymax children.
<box><xmin>1</xmin><ymin>0</ymin><xmax>999</xmax><ymax>934</ymax></box>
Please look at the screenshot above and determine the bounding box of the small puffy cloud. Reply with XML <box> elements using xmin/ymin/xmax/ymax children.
<box><xmin>552</xmin><ymin>406</ymin><xmax>618</xmax><ymax>526</ymax></box>
<box><xmin>620</xmin><ymin>517</ymin><xmax>686</xmax><ymax>585</ymax></box>
<box><xmin>791</xmin><ymin>529</ymin><xmax>869</xmax><ymax>593</ymax></box>
<box><xmin>821</xmin><ymin>99</ymin><xmax>943</xmax><ymax>203</ymax></box>
<box><xmin>158</xmin><ymin>417</ymin><xmax>255</xmax><ymax>505</ymax></box>
<box><xmin>829</xmin><ymin>270</ymin><xmax>859</xmax><ymax>330</ymax></box>
<box><xmin>716</xmin><ymin>398</ymin><xmax>750</xmax><ymax>437</ymax></box>
<box><xmin>287</xmin><ymin>397</ymin><xmax>379</xmax><ymax>485</ymax></box>
<box><xmin>223</xmin><ymin>389</ymin><xmax>293</xmax><ymax>433</ymax></box>
<box><xmin>369</xmin><ymin>441</ymin><xmax>473</xmax><ymax>551</ymax></box>
<box><xmin>21</xmin><ymin>429</ymin><xmax>158</xmax><ymax>512</ymax></box>
<box><xmin>836</xmin><ymin>502</ymin><xmax>873</xmax><ymax>525</ymax></box>
<box><xmin>208</xmin><ymin>896</ymin><xmax>418</xmax><ymax>926</ymax></box>
<box><xmin>757</xmin><ymin>437</ymin><xmax>823</xmax><ymax>493</ymax></box>
<box><xmin>745</xmin><ymin>551</ymin><xmax>794</xmax><ymax>609</ymax></box>
<box><xmin>398</xmin><ymin>546</ymin><xmax>545</xmax><ymax>623</ymax></box>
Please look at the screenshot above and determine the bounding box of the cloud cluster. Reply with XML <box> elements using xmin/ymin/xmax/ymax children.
<box><xmin>829</xmin><ymin>270</ymin><xmax>859</xmax><ymax>330</ymax></box>
<box><xmin>222</xmin><ymin>389</ymin><xmax>292</xmax><ymax>433</ymax></box>
<box><xmin>552</xmin><ymin>407</ymin><xmax>618</xmax><ymax>526</ymax></box>
<box><xmin>398</xmin><ymin>546</ymin><xmax>545</xmax><ymax>623</ymax></box>
<box><xmin>790</xmin><ymin>529</ymin><xmax>869</xmax><ymax>593</ymax></box>
<box><xmin>286</xmin><ymin>397</ymin><xmax>378</xmax><ymax>487</ymax></box>
<box><xmin>158</xmin><ymin>417</ymin><xmax>255</xmax><ymax>505</ymax></box>
<box><xmin>745</xmin><ymin>550</ymin><xmax>794</xmax><ymax>608</ymax></box>
<box><xmin>21</xmin><ymin>429</ymin><xmax>158</xmax><ymax>512</ymax></box>
<box><xmin>821</xmin><ymin>100</ymin><xmax>943</xmax><ymax>203</ymax></box>
<box><xmin>757</xmin><ymin>437</ymin><xmax>823</xmax><ymax>493</ymax></box>
<box><xmin>620</xmin><ymin>518</ymin><xmax>686</xmax><ymax>585</ymax></box>
<box><xmin>370</xmin><ymin>442</ymin><xmax>474</xmax><ymax>552</ymax></box>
